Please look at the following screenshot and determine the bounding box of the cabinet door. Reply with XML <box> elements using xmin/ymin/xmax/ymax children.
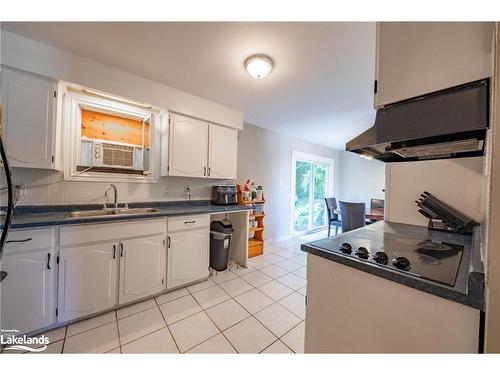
<box><xmin>208</xmin><ymin>124</ymin><xmax>238</xmax><ymax>179</ymax></box>
<box><xmin>58</xmin><ymin>242</ymin><xmax>118</xmax><ymax>323</ymax></box>
<box><xmin>0</xmin><ymin>67</ymin><xmax>56</xmax><ymax>169</ymax></box>
<box><xmin>0</xmin><ymin>250</ymin><xmax>56</xmax><ymax>334</ymax></box>
<box><xmin>375</xmin><ymin>22</ymin><xmax>494</xmax><ymax>107</ymax></box>
<box><xmin>168</xmin><ymin>114</ymin><xmax>209</xmax><ymax>177</ymax></box>
<box><xmin>119</xmin><ymin>234</ymin><xmax>167</xmax><ymax>304</ymax></box>
<box><xmin>167</xmin><ymin>228</ymin><xmax>209</xmax><ymax>289</ymax></box>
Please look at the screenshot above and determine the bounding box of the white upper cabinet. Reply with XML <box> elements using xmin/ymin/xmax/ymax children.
<box><xmin>375</xmin><ymin>22</ymin><xmax>494</xmax><ymax>108</ymax></box>
<box><xmin>168</xmin><ymin>114</ymin><xmax>209</xmax><ymax>177</ymax></box>
<box><xmin>209</xmin><ymin>124</ymin><xmax>238</xmax><ymax>179</ymax></box>
<box><xmin>166</xmin><ymin>113</ymin><xmax>238</xmax><ymax>179</ymax></box>
<box><xmin>57</xmin><ymin>242</ymin><xmax>118</xmax><ymax>323</ymax></box>
<box><xmin>0</xmin><ymin>66</ymin><xmax>58</xmax><ymax>169</ymax></box>
<box><xmin>119</xmin><ymin>234</ymin><xmax>166</xmax><ymax>304</ymax></box>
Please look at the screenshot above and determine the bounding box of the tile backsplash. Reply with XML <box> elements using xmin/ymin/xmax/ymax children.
<box><xmin>10</xmin><ymin>168</ymin><xmax>232</xmax><ymax>206</ymax></box>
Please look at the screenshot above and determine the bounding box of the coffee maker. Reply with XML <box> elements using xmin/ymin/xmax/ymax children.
<box><xmin>211</xmin><ymin>185</ymin><xmax>238</xmax><ymax>205</ymax></box>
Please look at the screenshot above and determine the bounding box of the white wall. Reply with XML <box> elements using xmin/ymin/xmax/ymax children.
<box><xmin>485</xmin><ymin>24</ymin><xmax>500</xmax><ymax>353</ymax></box>
<box><xmin>1</xmin><ymin>30</ymin><xmax>378</xmax><ymax>242</ymax></box>
<box><xmin>338</xmin><ymin>151</ymin><xmax>385</xmax><ymax>209</ymax></box>
<box><xmin>1</xmin><ymin>30</ymin><xmax>244</xmax><ymax>206</ymax></box>
<box><xmin>385</xmin><ymin>157</ymin><xmax>485</xmax><ymax>226</ymax></box>
<box><xmin>1</xmin><ymin>31</ymin><xmax>243</xmax><ymax>129</ymax></box>
<box><xmin>12</xmin><ymin>120</ymin><xmax>342</xmax><ymax>224</ymax></box>
<box><xmin>237</xmin><ymin>123</ymin><xmax>340</xmax><ymax>241</ymax></box>
<box><xmin>11</xmin><ymin>168</ymin><xmax>229</xmax><ymax>206</ymax></box>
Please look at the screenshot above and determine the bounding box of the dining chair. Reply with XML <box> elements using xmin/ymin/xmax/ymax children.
<box><xmin>324</xmin><ymin>197</ymin><xmax>342</xmax><ymax>237</ymax></box>
<box><xmin>339</xmin><ymin>201</ymin><xmax>366</xmax><ymax>233</ymax></box>
<box><xmin>366</xmin><ymin>198</ymin><xmax>385</xmax><ymax>224</ymax></box>
<box><xmin>371</xmin><ymin>198</ymin><xmax>385</xmax><ymax>210</ymax></box>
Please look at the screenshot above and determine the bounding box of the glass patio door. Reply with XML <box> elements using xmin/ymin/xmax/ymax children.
<box><xmin>292</xmin><ymin>153</ymin><xmax>333</xmax><ymax>235</ymax></box>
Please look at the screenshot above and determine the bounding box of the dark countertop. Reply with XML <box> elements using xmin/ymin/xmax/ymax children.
<box><xmin>301</xmin><ymin>221</ymin><xmax>485</xmax><ymax>310</ymax></box>
<box><xmin>0</xmin><ymin>200</ymin><xmax>250</xmax><ymax>229</ymax></box>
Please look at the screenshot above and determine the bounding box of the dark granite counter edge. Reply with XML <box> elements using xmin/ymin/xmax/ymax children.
<box><xmin>1</xmin><ymin>200</ymin><xmax>251</xmax><ymax>229</ymax></box>
<box><xmin>4</xmin><ymin>199</ymin><xmax>216</xmax><ymax>214</ymax></box>
<box><xmin>6</xmin><ymin>211</ymin><xmax>243</xmax><ymax>229</ymax></box>
<box><xmin>301</xmin><ymin>242</ymin><xmax>485</xmax><ymax>311</ymax></box>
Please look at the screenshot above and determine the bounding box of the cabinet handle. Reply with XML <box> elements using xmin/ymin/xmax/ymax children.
<box><xmin>120</xmin><ymin>243</ymin><xmax>124</xmax><ymax>257</ymax></box>
<box><xmin>208</xmin><ymin>167</ymin><xmax>211</xmax><ymax>176</ymax></box>
<box><xmin>6</xmin><ymin>238</ymin><xmax>32</xmax><ymax>244</ymax></box>
<box><xmin>113</xmin><ymin>245</ymin><xmax>116</xmax><ymax>259</ymax></box>
<box><xmin>167</xmin><ymin>236</ymin><xmax>171</xmax><ymax>248</ymax></box>
<box><xmin>47</xmin><ymin>253</ymin><xmax>51</xmax><ymax>270</ymax></box>
<box><xmin>184</xmin><ymin>220</ymin><xmax>196</xmax><ymax>224</ymax></box>
<box><xmin>203</xmin><ymin>167</ymin><xmax>206</xmax><ymax>176</ymax></box>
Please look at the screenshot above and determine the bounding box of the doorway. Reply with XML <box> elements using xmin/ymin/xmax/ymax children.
<box><xmin>291</xmin><ymin>151</ymin><xmax>334</xmax><ymax>236</ymax></box>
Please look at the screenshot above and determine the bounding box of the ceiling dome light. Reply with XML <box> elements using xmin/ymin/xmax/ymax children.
<box><xmin>244</xmin><ymin>54</ymin><xmax>274</xmax><ymax>79</ymax></box>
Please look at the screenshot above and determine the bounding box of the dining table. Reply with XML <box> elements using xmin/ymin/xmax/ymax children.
<box><xmin>365</xmin><ymin>208</ymin><xmax>384</xmax><ymax>221</ymax></box>
<box><xmin>332</xmin><ymin>208</ymin><xmax>385</xmax><ymax>222</ymax></box>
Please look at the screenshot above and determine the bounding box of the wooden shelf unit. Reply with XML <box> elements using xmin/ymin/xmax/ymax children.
<box><xmin>248</xmin><ymin>226</ymin><xmax>265</xmax><ymax>232</ymax></box>
<box><xmin>242</xmin><ymin>200</ymin><xmax>265</xmax><ymax>205</ymax></box>
<box><xmin>249</xmin><ymin>213</ymin><xmax>265</xmax><ymax>221</ymax></box>
<box><xmin>237</xmin><ymin>185</ymin><xmax>266</xmax><ymax>258</ymax></box>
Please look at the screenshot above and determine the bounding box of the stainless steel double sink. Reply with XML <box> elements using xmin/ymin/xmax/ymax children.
<box><xmin>64</xmin><ymin>207</ymin><xmax>160</xmax><ymax>219</ymax></box>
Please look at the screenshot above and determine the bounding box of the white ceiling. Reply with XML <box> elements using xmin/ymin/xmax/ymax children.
<box><xmin>2</xmin><ymin>22</ymin><xmax>376</xmax><ymax>150</ymax></box>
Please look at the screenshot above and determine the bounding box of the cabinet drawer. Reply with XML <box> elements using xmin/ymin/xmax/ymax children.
<box><xmin>168</xmin><ymin>215</ymin><xmax>210</xmax><ymax>232</ymax></box>
<box><xmin>4</xmin><ymin>228</ymin><xmax>54</xmax><ymax>254</ymax></box>
<box><xmin>59</xmin><ymin>219</ymin><xmax>166</xmax><ymax>246</ymax></box>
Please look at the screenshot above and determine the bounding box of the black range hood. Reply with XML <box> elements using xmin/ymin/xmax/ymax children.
<box><xmin>346</xmin><ymin>79</ymin><xmax>489</xmax><ymax>162</ymax></box>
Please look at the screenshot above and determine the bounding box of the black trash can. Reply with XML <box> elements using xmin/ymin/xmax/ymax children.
<box><xmin>210</xmin><ymin>219</ymin><xmax>234</xmax><ymax>271</ymax></box>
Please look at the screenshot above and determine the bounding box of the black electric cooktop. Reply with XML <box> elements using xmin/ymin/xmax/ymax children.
<box><xmin>312</xmin><ymin>230</ymin><xmax>464</xmax><ymax>287</ymax></box>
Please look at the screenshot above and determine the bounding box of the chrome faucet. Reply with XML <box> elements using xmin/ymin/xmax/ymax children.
<box><xmin>104</xmin><ymin>184</ymin><xmax>118</xmax><ymax>208</ymax></box>
<box><xmin>184</xmin><ymin>186</ymin><xmax>192</xmax><ymax>204</ymax></box>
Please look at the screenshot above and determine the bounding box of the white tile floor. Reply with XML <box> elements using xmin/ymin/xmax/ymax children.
<box><xmin>3</xmin><ymin>232</ymin><xmax>329</xmax><ymax>354</ymax></box>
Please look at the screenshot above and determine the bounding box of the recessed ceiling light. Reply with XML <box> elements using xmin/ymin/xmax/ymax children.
<box><xmin>244</xmin><ymin>54</ymin><xmax>274</xmax><ymax>79</ymax></box>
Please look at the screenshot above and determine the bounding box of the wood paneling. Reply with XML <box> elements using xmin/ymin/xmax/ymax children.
<box><xmin>81</xmin><ymin>109</ymin><xmax>150</xmax><ymax>147</ymax></box>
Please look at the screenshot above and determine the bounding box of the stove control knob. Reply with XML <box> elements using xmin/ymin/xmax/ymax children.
<box><xmin>355</xmin><ymin>247</ymin><xmax>370</xmax><ymax>259</ymax></box>
<box><xmin>373</xmin><ymin>251</ymin><xmax>388</xmax><ymax>265</ymax></box>
<box><xmin>392</xmin><ymin>256</ymin><xmax>411</xmax><ymax>271</ymax></box>
<box><xmin>340</xmin><ymin>243</ymin><xmax>352</xmax><ymax>254</ymax></box>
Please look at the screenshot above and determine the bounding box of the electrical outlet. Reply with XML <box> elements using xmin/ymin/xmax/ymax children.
<box><xmin>19</xmin><ymin>182</ymin><xmax>28</xmax><ymax>198</ymax></box>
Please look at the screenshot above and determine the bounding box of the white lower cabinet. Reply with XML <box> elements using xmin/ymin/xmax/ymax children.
<box><xmin>1</xmin><ymin>249</ymin><xmax>56</xmax><ymax>334</ymax></box>
<box><xmin>2</xmin><ymin>217</ymin><xmax>210</xmax><ymax>331</ymax></box>
<box><xmin>119</xmin><ymin>235</ymin><xmax>167</xmax><ymax>304</ymax></box>
<box><xmin>57</xmin><ymin>242</ymin><xmax>118</xmax><ymax>323</ymax></box>
<box><xmin>167</xmin><ymin>223</ymin><xmax>209</xmax><ymax>290</ymax></box>
<box><xmin>57</xmin><ymin>219</ymin><xmax>168</xmax><ymax>324</ymax></box>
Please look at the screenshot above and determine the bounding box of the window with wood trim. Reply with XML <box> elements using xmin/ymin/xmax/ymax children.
<box><xmin>79</xmin><ymin>108</ymin><xmax>151</xmax><ymax>174</ymax></box>
<box><xmin>59</xmin><ymin>82</ymin><xmax>168</xmax><ymax>183</ymax></box>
